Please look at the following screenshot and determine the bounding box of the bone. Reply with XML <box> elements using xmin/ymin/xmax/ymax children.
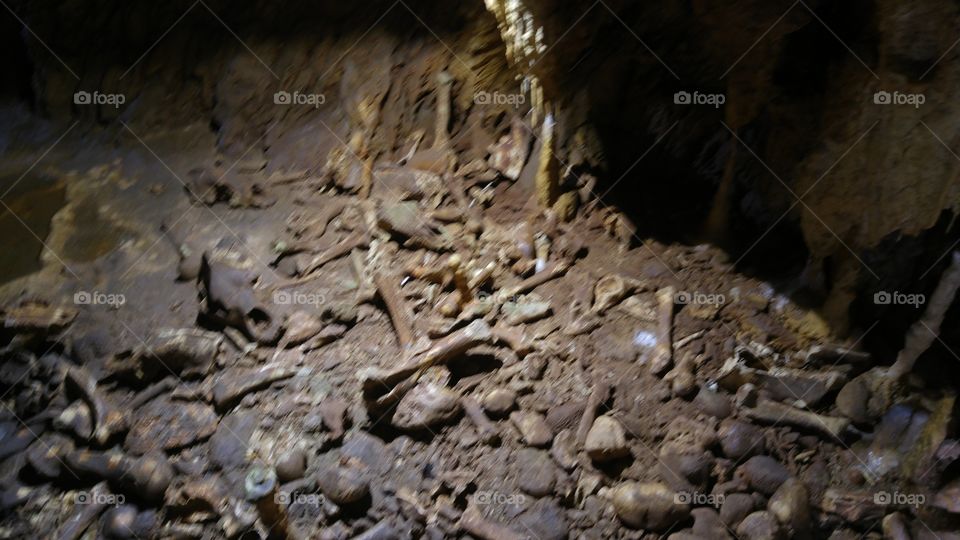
<box><xmin>889</xmin><ymin>250</ymin><xmax>960</xmax><ymax>379</ymax></box>
<box><xmin>245</xmin><ymin>466</ymin><xmax>306</xmax><ymax>540</ymax></box>
<box><xmin>461</xmin><ymin>396</ymin><xmax>499</xmax><ymax>445</ymax></box>
<box><xmin>66</xmin><ymin>450</ymin><xmax>174</xmax><ymax>503</ymax></box>
<box><xmin>64</xmin><ymin>365</ymin><xmax>122</xmax><ymax>445</ymax></box>
<box><xmin>55</xmin><ymin>482</ymin><xmax>109</xmax><ymax>540</ymax></box>
<box><xmin>650</xmin><ymin>286</ymin><xmax>675</xmax><ymax>376</ymax></box>
<box><xmin>212</xmin><ymin>364</ymin><xmax>297</xmax><ymax>411</ymax></box>
<box><xmin>576</xmin><ymin>382</ymin><xmax>611</xmax><ymax>447</ymax></box>
<box><xmin>128</xmin><ymin>377</ymin><xmax>176</xmax><ymax>409</ymax></box>
<box><xmin>491</xmin><ymin>324</ymin><xmax>535</xmax><ymax>356</ymax></box>
<box><xmin>374</xmin><ymin>271</ymin><xmax>417</xmax><ymax>349</ymax></box>
<box><xmin>447</xmin><ymin>255</ymin><xmax>474</xmax><ymax>307</ymax></box>
<box><xmin>743</xmin><ymin>398</ymin><xmax>850</xmax><ymax>439</ymax></box>
<box><xmin>459</xmin><ymin>506</ymin><xmax>524</xmax><ymax>540</ymax></box>
<box><xmin>502</xmin><ymin>261</ymin><xmax>569</xmax><ymax>297</ymax></box>
<box><xmin>275</xmin><ymin>231</ymin><xmax>370</xmax><ymax>290</ymax></box>
<box><xmin>435</xmin><ymin>72</ymin><xmax>453</xmax><ymax>150</ymax></box>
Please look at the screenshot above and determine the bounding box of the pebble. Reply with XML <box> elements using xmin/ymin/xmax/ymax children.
<box><xmin>545</xmin><ymin>402</ymin><xmax>584</xmax><ymax>432</ymax></box>
<box><xmin>514</xmin><ymin>448</ymin><xmax>556</xmax><ymax>497</ymax></box>
<box><xmin>342</xmin><ymin>431</ymin><xmax>390</xmax><ymax>474</ymax></box>
<box><xmin>550</xmin><ymin>429</ymin><xmax>578</xmax><ymax>470</ymax></box>
<box><xmin>516</xmin><ymin>498</ymin><xmax>568</xmax><ymax>540</ymax></box>
<box><xmin>737</xmin><ymin>456</ymin><xmax>790</xmax><ymax>496</ymax></box>
<box><xmin>101</xmin><ymin>506</ymin><xmax>157</xmax><ymax>539</ymax></box>
<box><xmin>210</xmin><ymin>411</ymin><xmax>258</xmax><ymax>470</ymax></box>
<box><xmin>510</xmin><ymin>411</ymin><xmax>553</xmax><ymax>447</ymax></box>
<box><xmin>610</xmin><ymin>481</ymin><xmax>690</xmax><ymax>531</ymax></box>
<box><xmin>735</xmin><ymin>511</ymin><xmax>784</xmax><ymax>540</ymax></box>
<box><xmin>481</xmin><ymin>389</ymin><xmax>517</xmax><ymax>417</ymax></box>
<box><xmin>690</xmin><ymin>507</ymin><xmax>732</xmax><ymax>540</ymax></box>
<box><xmin>584</xmin><ymin>415</ymin><xmax>630</xmax><ymax>462</ymax></box>
<box><xmin>658</xmin><ymin>450</ymin><xmax>713</xmax><ymax>493</ymax></box>
<box><xmin>392</xmin><ymin>382</ymin><xmax>461</xmax><ymax>430</ymax></box>
<box><xmin>693</xmin><ymin>387</ymin><xmax>732</xmax><ymax>418</ymax></box>
<box><xmin>835</xmin><ymin>376</ymin><xmax>871</xmax><ymax>424</ymax></box>
<box><xmin>125</xmin><ymin>398</ymin><xmax>218</xmax><ymax>454</ymax></box>
<box><xmin>720</xmin><ymin>493</ymin><xmax>756</xmax><ymax>527</ymax></box>
<box><xmin>718</xmin><ymin>419</ymin><xmax>764</xmax><ymax>460</ymax></box>
<box><xmin>315</xmin><ymin>458</ymin><xmax>370</xmax><ymax>505</ymax></box>
<box><xmin>767</xmin><ymin>478</ymin><xmax>810</xmax><ymax>537</ymax></box>
<box><xmin>276</xmin><ymin>448</ymin><xmax>308</xmax><ymax>483</ymax></box>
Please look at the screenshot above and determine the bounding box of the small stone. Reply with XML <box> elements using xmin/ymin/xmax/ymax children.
<box><xmin>835</xmin><ymin>377</ymin><xmax>871</xmax><ymax>424</ymax></box>
<box><xmin>694</xmin><ymin>387</ymin><xmax>732</xmax><ymax>418</ymax></box>
<box><xmin>125</xmin><ymin>398</ymin><xmax>218</xmax><ymax>454</ymax></box>
<box><xmin>102</xmin><ymin>505</ymin><xmax>157</xmax><ymax>539</ymax></box>
<box><xmin>720</xmin><ymin>493</ymin><xmax>756</xmax><ymax>527</ymax></box>
<box><xmin>736</xmin><ymin>511</ymin><xmax>784</xmax><ymax>540</ymax></box>
<box><xmin>737</xmin><ymin>456</ymin><xmax>790</xmax><ymax>496</ymax></box>
<box><xmin>550</xmin><ymin>429</ymin><xmax>578</xmax><ymax>470</ymax></box>
<box><xmin>768</xmin><ymin>478</ymin><xmax>810</xmax><ymax>537</ymax></box>
<box><xmin>392</xmin><ymin>382</ymin><xmax>461</xmax><ymax>431</ymax></box>
<box><xmin>691</xmin><ymin>507</ymin><xmax>731</xmax><ymax>540</ymax></box>
<box><xmin>585</xmin><ymin>415</ymin><xmax>630</xmax><ymax>462</ymax></box>
<box><xmin>510</xmin><ymin>411</ymin><xmax>553</xmax><ymax>447</ymax></box>
<box><xmin>276</xmin><ymin>448</ymin><xmax>308</xmax><ymax>483</ymax></box>
<box><xmin>658</xmin><ymin>450</ymin><xmax>713</xmax><ymax>493</ymax></box>
<box><xmin>514</xmin><ymin>448</ymin><xmax>556</xmax><ymax>497</ymax></box>
<box><xmin>318</xmin><ymin>399</ymin><xmax>349</xmax><ymax>439</ymax></box>
<box><xmin>315</xmin><ymin>457</ymin><xmax>370</xmax><ymax>505</ymax></box>
<box><xmin>210</xmin><ymin>411</ymin><xmax>258</xmax><ymax>470</ymax></box>
<box><xmin>481</xmin><ymin>389</ymin><xmax>517</xmax><ymax>417</ymax></box>
<box><xmin>516</xmin><ymin>498</ymin><xmax>568</xmax><ymax>540</ymax></box>
<box><xmin>718</xmin><ymin>419</ymin><xmax>764</xmax><ymax>460</ymax></box>
<box><xmin>610</xmin><ymin>481</ymin><xmax>690</xmax><ymax>531</ymax></box>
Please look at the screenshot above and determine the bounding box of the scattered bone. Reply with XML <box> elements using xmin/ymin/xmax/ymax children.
<box><xmin>562</xmin><ymin>299</ymin><xmax>601</xmax><ymax>336</ymax></box>
<box><xmin>717</xmin><ymin>357</ymin><xmax>847</xmax><ymax>408</ymax></box>
<box><xmin>200</xmin><ymin>255</ymin><xmax>281</xmax><ymax>343</ymax></box>
<box><xmin>67</xmin><ymin>450</ymin><xmax>174</xmax><ymax>503</ymax></box>
<box><xmin>575</xmin><ymin>382</ymin><xmax>610</xmax><ymax>446</ymax></box>
<box><xmin>377</xmin><ymin>201</ymin><xmax>447</xmax><ymax>251</ymax></box>
<box><xmin>491</xmin><ymin>324</ymin><xmax>534</xmax><ymax>356</ymax></box>
<box><xmin>488</xmin><ymin>116</ymin><xmax>530</xmax><ymax>181</ymax></box>
<box><xmin>274</xmin><ymin>231</ymin><xmax>370</xmax><ymax>290</ymax></box>
<box><xmin>459</xmin><ymin>505</ymin><xmax>525</xmax><ymax>540</ymax></box>
<box><xmin>64</xmin><ymin>365</ymin><xmax>123</xmax><ymax>445</ymax></box>
<box><xmin>649</xmin><ymin>286</ymin><xmax>675</xmax><ymax>375</ymax></box>
<box><xmin>805</xmin><ymin>344</ymin><xmax>871</xmax><ymax>366</ymax></box>
<box><xmin>55</xmin><ymin>482</ymin><xmax>110</xmax><ymax>540</ymax></box>
<box><xmin>502</xmin><ymin>261</ymin><xmax>569</xmax><ymax>298</ymax></box>
<box><xmin>664</xmin><ymin>353</ymin><xmax>697</xmax><ymax>398</ymax></box>
<box><xmin>501</xmin><ymin>299</ymin><xmax>551</xmax><ymax>325</ymax></box>
<box><xmin>1</xmin><ymin>299</ymin><xmax>77</xmax><ymax>334</ymax></box>
<box><xmin>244</xmin><ymin>466</ymin><xmax>306</xmax><ymax>540</ymax></box>
<box><xmin>593</xmin><ymin>275</ymin><xmax>629</xmax><ymax>314</ymax></box>
<box><xmin>551</xmin><ymin>429</ymin><xmax>578</xmax><ymax>470</ymax></box>
<box><xmin>212</xmin><ymin>364</ymin><xmax>297</xmax><ymax>411</ymax></box>
<box><xmin>373</xmin><ymin>271</ymin><xmax>417</xmax><ymax>349</ymax></box>
<box><xmin>462</xmin><ymin>395</ymin><xmax>499</xmax><ymax>444</ymax></box>
<box><xmin>743</xmin><ymin>397</ymin><xmax>850</xmax><ymax>439</ymax></box>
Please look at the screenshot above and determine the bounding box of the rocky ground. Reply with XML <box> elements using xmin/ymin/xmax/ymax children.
<box><xmin>1</xmin><ymin>69</ymin><xmax>960</xmax><ymax>540</ymax></box>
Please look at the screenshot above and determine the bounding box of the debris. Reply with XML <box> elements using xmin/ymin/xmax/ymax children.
<box><xmin>391</xmin><ymin>380</ymin><xmax>461</xmax><ymax>430</ymax></box>
<box><xmin>575</xmin><ymin>382</ymin><xmax>610</xmax><ymax>447</ymax></box>
<box><xmin>212</xmin><ymin>364</ymin><xmax>297</xmax><ymax>411</ymax></box>
<box><xmin>64</xmin><ymin>364</ymin><xmax>123</xmax><ymax>445</ymax></box>
<box><xmin>481</xmin><ymin>388</ymin><xmax>517</xmax><ymax>417</ymax></box>
<box><xmin>373</xmin><ymin>271</ymin><xmax>417</xmax><ymax>349</ymax></box>
<box><xmin>67</xmin><ymin>450</ymin><xmax>174</xmax><ymax>503</ymax></box>
<box><xmin>55</xmin><ymin>482</ymin><xmax>110</xmax><ymax>540</ymax></box>
<box><xmin>718</xmin><ymin>419</ymin><xmax>765</xmax><ymax>460</ymax></box>
<box><xmin>694</xmin><ymin>386</ymin><xmax>733</xmax><ymax>418</ymax></box>
<box><xmin>125</xmin><ymin>397</ymin><xmax>218</xmax><ymax>454</ymax></box>
<box><xmin>736</xmin><ymin>456</ymin><xmax>790</xmax><ymax>496</ymax></box>
<box><xmin>244</xmin><ymin>466</ymin><xmax>306</xmax><ymax>540</ymax></box>
<box><xmin>735</xmin><ymin>510</ymin><xmax>784</xmax><ymax>540</ymax></box>
<box><xmin>318</xmin><ymin>398</ymin><xmax>349</xmax><ymax>440</ymax></box>
<box><xmin>459</xmin><ymin>505</ymin><xmax>524</xmax><ymax>540</ymax></box>
<box><xmin>199</xmin><ymin>255</ymin><xmax>281</xmax><ymax>343</ymax></box>
<box><xmin>501</xmin><ymin>298</ymin><xmax>551</xmax><ymax>325</ymax></box>
<box><xmin>515</xmin><ymin>448</ymin><xmax>557</xmax><ymax>496</ymax></box>
<box><xmin>488</xmin><ymin>117</ymin><xmax>530</xmax><ymax>181</ymax></box>
<box><xmin>101</xmin><ymin>505</ymin><xmax>157</xmax><ymax>539</ymax></box>
<box><xmin>275</xmin><ymin>448</ymin><xmax>308</xmax><ymax>483</ymax></box>
<box><xmin>462</xmin><ymin>395</ymin><xmax>499</xmax><ymax>444</ymax></box>
<box><xmin>314</xmin><ymin>456</ymin><xmax>370</xmax><ymax>505</ymax></box>
<box><xmin>768</xmin><ymin>478</ymin><xmax>811</xmax><ymax>538</ymax></box>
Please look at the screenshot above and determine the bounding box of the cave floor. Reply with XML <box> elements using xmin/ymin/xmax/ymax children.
<box><xmin>0</xmin><ymin>120</ymin><xmax>955</xmax><ymax>539</ymax></box>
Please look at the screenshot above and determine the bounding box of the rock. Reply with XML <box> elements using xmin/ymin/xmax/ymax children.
<box><xmin>212</xmin><ymin>365</ymin><xmax>296</xmax><ymax>411</ymax></box>
<box><xmin>514</xmin><ymin>448</ymin><xmax>556</xmax><ymax>497</ymax></box>
<box><xmin>835</xmin><ymin>375</ymin><xmax>871</xmax><ymax>424</ymax></box>
<box><xmin>718</xmin><ymin>419</ymin><xmax>764</xmax><ymax>460</ymax></box>
<box><xmin>516</xmin><ymin>498</ymin><xmax>568</xmax><ymax>540</ymax></box>
<box><xmin>610</xmin><ymin>481</ymin><xmax>690</xmax><ymax>531</ymax></box>
<box><xmin>593</xmin><ymin>275</ymin><xmax>629</xmax><ymax>314</ymax></box>
<box><xmin>210</xmin><ymin>411</ymin><xmax>258</xmax><ymax>470</ymax></box>
<box><xmin>318</xmin><ymin>399</ymin><xmax>349</xmax><ymax>439</ymax></box>
<box><xmin>691</xmin><ymin>507</ymin><xmax>731</xmax><ymax>540</ymax></box>
<box><xmin>392</xmin><ymin>382</ymin><xmax>461</xmax><ymax>430</ymax></box>
<box><xmin>658</xmin><ymin>450</ymin><xmax>713</xmax><ymax>493</ymax></box>
<box><xmin>315</xmin><ymin>457</ymin><xmax>370</xmax><ymax>505</ymax></box>
<box><xmin>545</xmin><ymin>402</ymin><xmax>583</xmax><ymax>432</ymax></box>
<box><xmin>694</xmin><ymin>387</ymin><xmax>732</xmax><ymax>418</ymax></box>
<box><xmin>720</xmin><ymin>493</ymin><xmax>756</xmax><ymax>527</ymax></box>
<box><xmin>550</xmin><ymin>429</ymin><xmax>578</xmax><ymax>470</ymax></box>
<box><xmin>101</xmin><ymin>505</ymin><xmax>157</xmax><ymax>539</ymax></box>
<box><xmin>342</xmin><ymin>431</ymin><xmax>390</xmax><ymax>474</ymax></box>
<box><xmin>664</xmin><ymin>416</ymin><xmax>718</xmax><ymax>453</ymax></box>
<box><xmin>481</xmin><ymin>389</ymin><xmax>517</xmax><ymax>417</ymax></box>
<box><xmin>501</xmin><ymin>300</ymin><xmax>552</xmax><ymax>325</ymax></box>
<box><xmin>736</xmin><ymin>511</ymin><xmax>783</xmax><ymax>540</ymax></box>
<box><xmin>737</xmin><ymin>456</ymin><xmax>790</xmax><ymax>496</ymax></box>
<box><xmin>882</xmin><ymin>512</ymin><xmax>911</xmax><ymax>540</ymax></box>
<box><xmin>276</xmin><ymin>448</ymin><xmax>308</xmax><ymax>482</ymax></box>
<box><xmin>509</xmin><ymin>411</ymin><xmax>553</xmax><ymax>447</ymax></box>
<box><xmin>584</xmin><ymin>415</ymin><xmax>630</xmax><ymax>462</ymax></box>
<box><xmin>767</xmin><ymin>478</ymin><xmax>810</xmax><ymax>537</ymax></box>
<box><xmin>125</xmin><ymin>398</ymin><xmax>218</xmax><ymax>454</ymax></box>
